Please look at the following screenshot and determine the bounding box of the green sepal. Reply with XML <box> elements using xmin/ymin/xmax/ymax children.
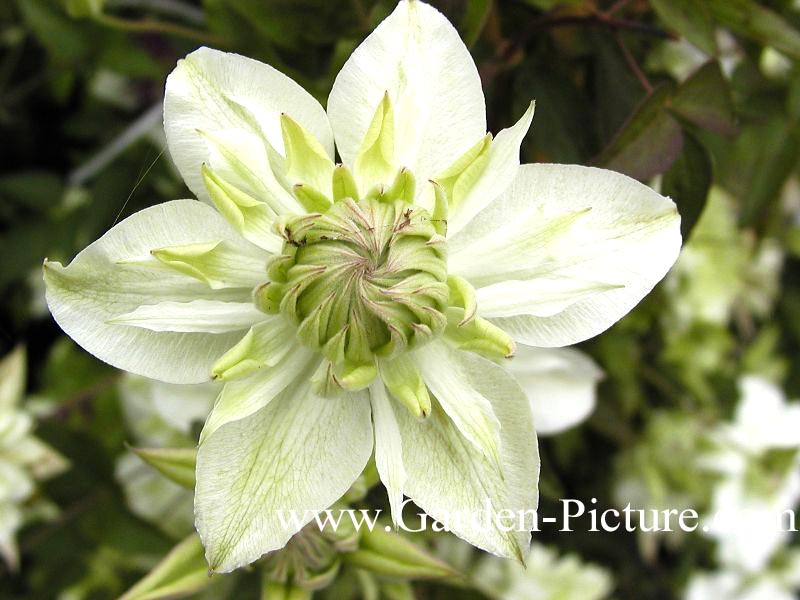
<box><xmin>343</xmin><ymin>527</ymin><xmax>459</xmax><ymax>580</ymax></box>
<box><xmin>253</xmin><ymin>282</ymin><xmax>284</xmax><ymax>314</ymax></box>
<box><xmin>384</xmin><ymin>168</ymin><xmax>416</xmax><ymax>204</ymax></box>
<box><xmin>280</xmin><ymin>113</ymin><xmax>334</xmax><ymax>194</ymax></box>
<box><xmin>261</xmin><ymin>581</ymin><xmax>312</xmax><ymax>600</ymax></box>
<box><xmin>443</xmin><ymin>307</ymin><xmax>515</xmax><ymax>360</ymax></box>
<box><xmin>211</xmin><ymin>322</ymin><xmax>292</xmax><ymax>381</ymax></box>
<box><xmin>447</xmin><ymin>275</ymin><xmax>477</xmax><ymax>325</ymax></box>
<box><xmin>296</xmin><ymin>293</ymin><xmax>336</xmax><ymax>348</ymax></box>
<box><xmin>212</xmin><ymin>328</ymin><xmax>262</xmax><ymax>380</ymax></box>
<box><xmin>151</xmin><ymin>241</ymin><xmax>221</xmax><ymax>287</ymax></box>
<box><xmin>429</xmin><ymin>181</ymin><xmax>449</xmax><ymax>236</ymax></box>
<box><xmin>202</xmin><ymin>164</ymin><xmax>277</xmax><ymax>251</ymax></box>
<box><xmin>310</xmin><ymin>360</ymin><xmax>345</xmax><ymax>398</ymax></box>
<box><xmin>434</xmin><ymin>133</ymin><xmax>491</xmax><ymax>209</ymax></box>
<box><xmin>332</xmin><ymin>164</ymin><xmax>359</xmax><ymax>201</ymax></box>
<box><xmin>150</xmin><ymin>240</ymin><xmax>267</xmax><ymax>290</ymax></box>
<box><xmin>198</xmin><ymin>127</ymin><xmax>294</xmax><ymax>217</ymax></box>
<box><xmin>129</xmin><ymin>446</ymin><xmax>196</xmax><ymax>490</ymax></box>
<box><xmin>379</xmin><ymin>354</ymin><xmax>431</xmax><ymax>418</ymax></box>
<box><xmin>355</xmin><ymin>93</ymin><xmax>395</xmax><ymax>188</ymax></box>
<box><xmin>380</xmin><ymin>581</ymin><xmax>417</xmax><ymax>600</ymax></box>
<box><xmin>336</xmin><ymin>360</ymin><xmax>378</xmax><ymax>392</ymax></box>
<box><xmin>119</xmin><ymin>535</ymin><xmax>210</xmax><ymax>600</ymax></box>
<box><xmin>293</xmin><ymin>183</ymin><xmax>332</xmax><ymax>213</ymax></box>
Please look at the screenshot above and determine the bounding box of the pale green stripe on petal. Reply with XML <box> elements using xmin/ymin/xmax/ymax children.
<box><xmin>199</xmin><ymin>127</ymin><xmax>299</xmax><ymax>216</ymax></box>
<box><xmin>195</xmin><ymin>381</ymin><xmax>373</xmax><ymax>573</ymax></box>
<box><xmin>446</xmin><ymin>101</ymin><xmax>535</xmax><ymax>236</ymax></box>
<box><xmin>475</xmin><ymin>278</ymin><xmax>623</xmax><ymax>319</ymax></box>
<box><xmin>413</xmin><ymin>341</ymin><xmax>502</xmax><ymax>471</ymax></box>
<box><xmin>369</xmin><ymin>382</ymin><xmax>407</xmax><ymax>528</ymax></box>
<box><xmin>151</xmin><ymin>239</ymin><xmax>269</xmax><ymax>290</ymax></box>
<box><xmin>165</xmin><ymin>47</ymin><xmax>333</xmax><ymax>208</ymax></box>
<box><xmin>280</xmin><ymin>113</ymin><xmax>335</xmax><ymax>197</ymax></box>
<box><xmin>450</xmin><ymin>164</ymin><xmax>681</xmax><ymax>347</ymax></box>
<box><xmin>43</xmin><ymin>200</ymin><xmax>251</xmax><ymax>384</ymax></box>
<box><xmin>328</xmin><ymin>0</ymin><xmax>486</xmax><ymax>195</ymax></box>
<box><xmin>202</xmin><ymin>165</ymin><xmax>283</xmax><ymax>253</ymax></box>
<box><xmin>395</xmin><ymin>350</ymin><xmax>539</xmax><ymax>561</ymax></box>
<box><xmin>109</xmin><ymin>300</ymin><xmax>264</xmax><ymax>334</ymax></box>
<box><xmin>211</xmin><ymin>317</ymin><xmax>296</xmax><ymax>381</ymax></box>
<box><xmin>201</xmin><ymin>344</ymin><xmax>314</xmax><ymax>443</ymax></box>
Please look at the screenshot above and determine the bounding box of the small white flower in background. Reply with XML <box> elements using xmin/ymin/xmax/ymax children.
<box><xmin>686</xmin><ymin>549</ymin><xmax>800</xmax><ymax>600</ymax></box>
<box><xmin>664</xmin><ymin>188</ymin><xmax>783</xmax><ymax>329</ymax></box>
<box><xmin>0</xmin><ymin>347</ymin><xmax>67</xmax><ymax>569</ymax></box>
<box><xmin>700</xmin><ymin>376</ymin><xmax>800</xmax><ymax>573</ymax></box>
<box><xmin>115</xmin><ymin>375</ymin><xmax>218</xmax><ymax>539</ymax></box>
<box><xmin>43</xmin><ymin>0</ymin><xmax>681</xmax><ymax>571</ymax></box>
<box><xmin>474</xmin><ymin>543</ymin><xmax>613</xmax><ymax>600</ymax></box>
<box><xmin>612</xmin><ymin>411</ymin><xmax>709</xmax><ymax>561</ymax></box>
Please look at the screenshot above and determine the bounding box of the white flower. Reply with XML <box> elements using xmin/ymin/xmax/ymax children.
<box><xmin>701</xmin><ymin>376</ymin><xmax>800</xmax><ymax>573</ymax></box>
<box><xmin>0</xmin><ymin>348</ymin><xmax>67</xmax><ymax>569</ymax></box>
<box><xmin>475</xmin><ymin>543</ymin><xmax>613</xmax><ymax>600</ymax></box>
<box><xmin>43</xmin><ymin>0</ymin><xmax>681</xmax><ymax>572</ymax></box>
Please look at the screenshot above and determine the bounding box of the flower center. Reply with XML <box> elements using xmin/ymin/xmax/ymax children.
<box><xmin>258</xmin><ymin>197</ymin><xmax>449</xmax><ymax>392</ymax></box>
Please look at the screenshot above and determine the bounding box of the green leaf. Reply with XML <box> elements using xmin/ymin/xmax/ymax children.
<box><xmin>596</xmin><ymin>85</ymin><xmax>684</xmax><ymax>181</ymax></box>
<box><xmin>460</xmin><ymin>0</ymin><xmax>491</xmax><ymax>47</ymax></box>
<box><xmin>0</xmin><ymin>171</ymin><xmax>63</xmax><ymax>215</ymax></box>
<box><xmin>119</xmin><ymin>535</ymin><xmax>210</xmax><ymax>600</ymax></box>
<box><xmin>662</xmin><ymin>131</ymin><xmax>712</xmax><ymax>240</ymax></box>
<box><xmin>670</xmin><ymin>61</ymin><xmax>736</xmax><ymax>136</ymax></box>
<box><xmin>738</xmin><ymin>119</ymin><xmax>800</xmax><ymax>226</ymax></box>
<box><xmin>708</xmin><ymin>0</ymin><xmax>800</xmax><ymax>60</ymax></box>
<box><xmin>16</xmin><ymin>0</ymin><xmax>92</xmax><ymax>63</ymax></box>
<box><xmin>650</xmin><ymin>0</ymin><xmax>717</xmax><ymax>56</ymax></box>
<box><xmin>62</xmin><ymin>0</ymin><xmax>104</xmax><ymax>17</ymax></box>
<box><xmin>130</xmin><ymin>446</ymin><xmax>196</xmax><ymax>489</ymax></box>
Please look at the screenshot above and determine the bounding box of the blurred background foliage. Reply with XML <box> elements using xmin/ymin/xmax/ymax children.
<box><xmin>2</xmin><ymin>0</ymin><xmax>800</xmax><ymax>598</ymax></box>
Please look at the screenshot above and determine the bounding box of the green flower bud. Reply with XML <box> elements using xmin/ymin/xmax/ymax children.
<box><xmin>269</xmin><ymin>197</ymin><xmax>449</xmax><ymax>393</ymax></box>
<box><xmin>261</xmin><ymin>514</ymin><xmax>358</xmax><ymax>593</ymax></box>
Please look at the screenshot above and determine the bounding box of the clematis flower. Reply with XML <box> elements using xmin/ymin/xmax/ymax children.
<box><xmin>44</xmin><ymin>0</ymin><xmax>681</xmax><ymax>572</ymax></box>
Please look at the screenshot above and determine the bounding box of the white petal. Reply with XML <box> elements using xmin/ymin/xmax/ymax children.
<box><xmin>195</xmin><ymin>381</ymin><xmax>373</xmax><ymax>572</ymax></box>
<box><xmin>370</xmin><ymin>382</ymin><xmax>407</xmax><ymax>527</ymax></box>
<box><xmin>450</xmin><ymin>164</ymin><xmax>681</xmax><ymax>347</ymax></box>
<box><xmin>395</xmin><ymin>350</ymin><xmax>539</xmax><ymax>560</ymax></box>
<box><xmin>446</xmin><ymin>102</ymin><xmax>535</xmax><ymax>236</ymax></box>
<box><xmin>413</xmin><ymin>341</ymin><xmax>501</xmax><ymax>468</ymax></box>
<box><xmin>506</xmin><ymin>345</ymin><xmax>602</xmax><ymax>435</ymax></box>
<box><xmin>328</xmin><ymin>0</ymin><xmax>485</xmax><ymax>191</ymax></box>
<box><xmin>118</xmin><ymin>374</ymin><xmax>219</xmax><ymax>445</ymax></box>
<box><xmin>200</xmin><ymin>345</ymin><xmax>315</xmax><ymax>443</ymax></box>
<box><xmin>476</xmin><ymin>278</ymin><xmax>622</xmax><ymax>319</ymax></box>
<box><xmin>44</xmin><ymin>200</ymin><xmax>252</xmax><ymax>384</ymax></box>
<box><xmin>110</xmin><ymin>300</ymin><xmax>263</xmax><ymax>333</ymax></box>
<box><xmin>165</xmin><ymin>47</ymin><xmax>333</xmax><ymax>206</ymax></box>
